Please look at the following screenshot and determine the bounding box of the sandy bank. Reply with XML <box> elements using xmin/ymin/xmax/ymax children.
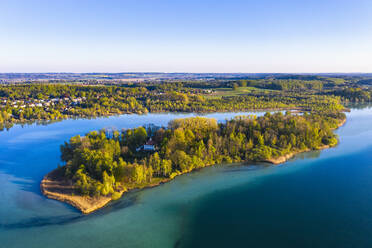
<box><xmin>264</xmin><ymin>147</ymin><xmax>329</xmax><ymax>165</ymax></box>
<box><xmin>337</xmin><ymin>118</ymin><xmax>346</xmax><ymax>128</ymax></box>
<box><xmin>41</xmin><ymin>169</ymin><xmax>171</xmax><ymax>214</ymax></box>
<box><xmin>41</xmin><ymin>169</ymin><xmax>125</xmax><ymax>214</ymax></box>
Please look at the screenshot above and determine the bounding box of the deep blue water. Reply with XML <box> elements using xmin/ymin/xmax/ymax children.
<box><xmin>0</xmin><ymin>108</ymin><xmax>371</xmax><ymax>248</ymax></box>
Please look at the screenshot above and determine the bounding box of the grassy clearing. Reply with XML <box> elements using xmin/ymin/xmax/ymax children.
<box><xmin>204</xmin><ymin>87</ymin><xmax>275</xmax><ymax>99</ymax></box>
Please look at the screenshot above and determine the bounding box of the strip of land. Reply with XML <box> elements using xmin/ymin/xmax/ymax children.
<box><xmin>41</xmin><ymin>169</ymin><xmax>118</xmax><ymax>214</ymax></box>
<box><xmin>266</xmin><ymin>118</ymin><xmax>346</xmax><ymax>164</ymax></box>
<box><xmin>41</xmin><ymin>169</ymin><xmax>169</xmax><ymax>214</ymax></box>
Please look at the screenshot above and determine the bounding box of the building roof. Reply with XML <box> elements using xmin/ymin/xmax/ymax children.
<box><xmin>145</xmin><ymin>139</ymin><xmax>155</xmax><ymax>146</ymax></box>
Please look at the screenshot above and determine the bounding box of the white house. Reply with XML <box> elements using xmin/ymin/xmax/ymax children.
<box><xmin>136</xmin><ymin>139</ymin><xmax>156</xmax><ymax>152</ymax></box>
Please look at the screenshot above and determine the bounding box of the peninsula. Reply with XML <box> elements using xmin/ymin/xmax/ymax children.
<box><xmin>41</xmin><ymin>111</ymin><xmax>346</xmax><ymax>214</ymax></box>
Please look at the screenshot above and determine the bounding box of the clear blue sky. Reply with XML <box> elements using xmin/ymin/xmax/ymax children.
<box><xmin>1</xmin><ymin>0</ymin><xmax>371</xmax><ymax>73</ymax></box>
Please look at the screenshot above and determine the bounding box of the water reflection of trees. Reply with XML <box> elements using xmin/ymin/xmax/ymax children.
<box><xmin>294</xmin><ymin>150</ymin><xmax>321</xmax><ymax>161</ymax></box>
<box><xmin>344</xmin><ymin>103</ymin><xmax>372</xmax><ymax>110</ymax></box>
<box><xmin>0</xmin><ymin>119</ymin><xmax>64</xmax><ymax>132</ymax></box>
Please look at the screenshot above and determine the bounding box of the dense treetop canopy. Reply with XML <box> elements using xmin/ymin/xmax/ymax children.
<box><xmin>58</xmin><ymin>111</ymin><xmax>345</xmax><ymax>198</ymax></box>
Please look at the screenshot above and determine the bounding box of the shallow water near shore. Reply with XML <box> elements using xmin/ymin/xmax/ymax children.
<box><xmin>0</xmin><ymin>108</ymin><xmax>372</xmax><ymax>247</ymax></box>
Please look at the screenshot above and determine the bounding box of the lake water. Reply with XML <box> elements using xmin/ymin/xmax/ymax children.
<box><xmin>0</xmin><ymin>108</ymin><xmax>371</xmax><ymax>248</ymax></box>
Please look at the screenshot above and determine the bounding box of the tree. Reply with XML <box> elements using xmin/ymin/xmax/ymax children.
<box><xmin>161</xmin><ymin>159</ymin><xmax>172</xmax><ymax>177</ymax></box>
<box><xmin>171</xmin><ymin>150</ymin><xmax>192</xmax><ymax>172</ymax></box>
<box><xmin>101</xmin><ymin>171</ymin><xmax>115</xmax><ymax>195</ymax></box>
<box><xmin>149</xmin><ymin>152</ymin><xmax>162</xmax><ymax>176</ymax></box>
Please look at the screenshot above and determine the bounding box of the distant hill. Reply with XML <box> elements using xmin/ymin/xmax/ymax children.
<box><xmin>0</xmin><ymin>72</ymin><xmax>372</xmax><ymax>84</ymax></box>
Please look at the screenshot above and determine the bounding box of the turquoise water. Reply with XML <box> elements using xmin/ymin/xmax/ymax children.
<box><xmin>0</xmin><ymin>108</ymin><xmax>371</xmax><ymax>247</ymax></box>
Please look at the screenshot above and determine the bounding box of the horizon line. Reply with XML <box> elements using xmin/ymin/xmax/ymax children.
<box><xmin>1</xmin><ymin>72</ymin><xmax>372</xmax><ymax>74</ymax></box>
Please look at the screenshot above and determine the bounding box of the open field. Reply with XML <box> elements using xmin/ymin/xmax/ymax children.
<box><xmin>205</xmin><ymin>86</ymin><xmax>275</xmax><ymax>99</ymax></box>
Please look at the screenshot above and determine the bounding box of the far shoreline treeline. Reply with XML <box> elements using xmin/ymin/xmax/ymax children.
<box><xmin>0</xmin><ymin>74</ymin><xmax>372</xmax><ymax>130</ymax></box>
<box><xmin>1</xmin><ymin>76</ymin><xmax>369</xmax><ymax>131</ymax></box>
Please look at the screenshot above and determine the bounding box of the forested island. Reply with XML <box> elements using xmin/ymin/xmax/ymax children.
<box><xmin>41</xmin><ymin>110</ymin><xmax>346</xmax><ymax>213</ymax></box>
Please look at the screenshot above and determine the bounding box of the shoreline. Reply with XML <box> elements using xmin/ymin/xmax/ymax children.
<box><xmin>41</xmin><ymin>117</ymin><xmax>347</xmax><ymax>214</ymax></box>
<box><xmin>40</xmin><ymin>169</ymin><xmax>118</xmax><ymax>214</ymax></box>
<box><xmin>265</xmin><ymin>118</ymin><xmax>346</xmax><ymax>164</ymax></box>
<box><xmin>41</xmin><ymin>169</ymin><xmax>174</xmax><ymax>214</ymax></box>
<box><xmin>3</xmin><ymin>107</ymin><xmax>350</xmax><ymax>134</ymax></box>
<box><xmin>1</xmin><ymin>106</ymin><xmax>328</xmax><ymax>131</ymax></box>
<box><xmin>264</xmin><ymin>147</ymin><xmax>325</xmax><ymax>165</ymax></box>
